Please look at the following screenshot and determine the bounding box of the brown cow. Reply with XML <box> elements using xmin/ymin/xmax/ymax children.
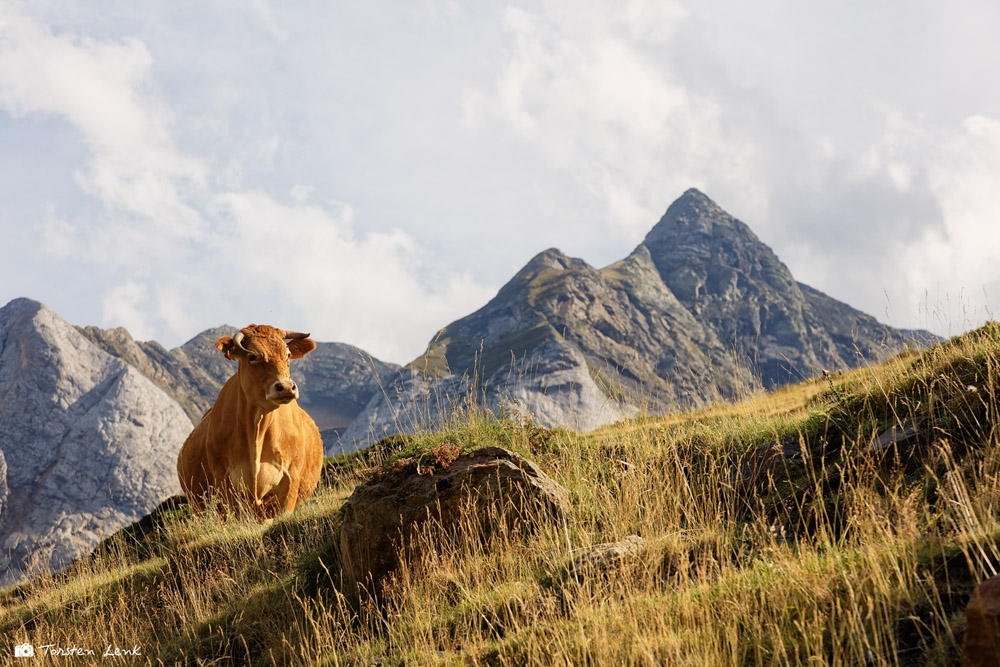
<box><xmin>177</xmin><ymin>324</ymin><xmax>324</xmax><ymax>521</ymax></box>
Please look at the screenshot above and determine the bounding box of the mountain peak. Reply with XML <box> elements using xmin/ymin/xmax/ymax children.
<box><xmin>643</xmin><ymin>188</ymin><xmax>745</xmax><ymax>247</ymax></box>
<box><xmin>496</xmin><ymin>248</ymin><xmax>584</xmax><ymax>300</ymax></box>
<box><xmin>524</xmin><ymin>247</ymin><xmax>571</xmax><ymax>270</ymax></box>
<box><xmin>678</xmin><ymin>186</ymin><xmax>714</xmax><ymax>205</ymax></box>
<box><xmin>1</xmin><ymin>297</ymin><xmax>45</xmax><ymax>320</ymax></box>
<box><xmin>0</xmin><ymin>297</ymin><xmax>190</xmax><ymax>584</ymax></box>
<box><xmin>639</xmin><ymin>190</ymin><xmax>775</xmax><ymax>291</ymax></box>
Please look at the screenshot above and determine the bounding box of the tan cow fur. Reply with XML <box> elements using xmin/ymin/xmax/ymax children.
<box><xmin>177</xmin><ymin>324</ymin><xmax>324</xmax><ymax>521</ymax></box>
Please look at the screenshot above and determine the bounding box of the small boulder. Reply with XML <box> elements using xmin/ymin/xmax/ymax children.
<box><xmin>857</xmin><ymin>416</ymin><xmax>921</xmax><ymax>462</ymax></box>
<box><xmin>568</xmin><ymin>535</ymin><xmax>646</xmax><ymax>581</ymax></box>
<box><xmin>338</xmin><ymin>446</ymin><xmax>571</xmax><ymax>592</ymax></box>
<box><xmin>731</xmin><ymin>437</ymin><xmax>803</xmax><ymax>491</ymax></box>
<box><xmin>964</xmin><ymin>574</ymin><xmax>1000</xmax><ymax>667</ymax></box>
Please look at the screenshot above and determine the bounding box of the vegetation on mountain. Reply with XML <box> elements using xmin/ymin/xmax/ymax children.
<box><xmin>3</xmin><ymin>321</ymin><xmax>997</xmax><ymax>665</ymax></box>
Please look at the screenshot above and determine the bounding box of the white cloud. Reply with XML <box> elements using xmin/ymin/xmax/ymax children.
<box><xmin>899</xmin><ymin>115</ymin><xmax>1000</xmax><ymax>332</ymax></box>
<box><xmin>35</xmin><ymin>206</ymin><xmax>76</xmax><ymax>258</ymax></box>
<box><xmin>2</xmin><ymin>0</ymin><xmax>1000</xmax><ymax>359</ymax></box>
<box><xmin>465</xmin><ymin>2</ymin><xmax>750</xmax><ymax>237</ymax></box>
<box><xmin>249</xmin><ymin>0</ymin><xmax>287</xmax><ymax>41</ymax></box>
<box><xmin>0</xmin><ymin>3</ymin><xmax>494</xmax><ymax>361</ymax></box>
<box><xmin>753</xmin><ymin>105</ymin><xmax>1000</xmax><ymax>337</ymax></box>
<box><xmin>0</xmin><ymin>5</ymin><xmax>206</xmax><ymax>237</ymax></box>
<box><xmin>202</xmin><ymin>191</ymin><xmax>493</xmax><ymax>360</ymax></box>
<box><xmin>622</xmin><ymin>0</ymin><xmax>687</xmax><ymax>42</ymax></box>
<box><xmin>101</xmin><ymin>280</ymin><xmax>151</xmax><ymax>335</ymax></box>
<box><xmin>290</xmin><ymin>184</ymin><xmax>314</xmax><ymax>205</ymax></box>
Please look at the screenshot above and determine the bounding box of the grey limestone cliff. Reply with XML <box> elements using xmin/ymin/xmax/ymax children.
<box><xmin>0</xmin><ymin>298</ymin><xmax>192</xmax><ymax>585</ymax></box>
<box><xmin>79</xmin><ymin>324</ymin><xmax>233</xmax><ymax>425</ymax></box>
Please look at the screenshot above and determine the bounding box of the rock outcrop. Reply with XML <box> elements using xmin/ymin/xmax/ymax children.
<box><xmin>344</xmin><ymin>189</ymin><xmax>935</xmax><ymax>448</ymax></box>
<box><xmin>79</xmin><ymin>324</ymin><xmax>233</xmax><ymax>425</ymax></box>
<box><xmin>82</xmin><ymin>325</ymin><xmax>398</xmax><ymax>454</ymax></box>
<box><xmin>338</xmin><ymin>446</ymin><xmax>571</xmax><ymax>591</ymax></box>
<box><xmin>965</xmin><ymin>574</ymin><xmax>1000</xmax><ymax>667</ymax></box>
<box><xmin>568</xmin><ymin>535</ymin><xmax>647</xmax><ymax>580</ymax></box>
<box><xmin>641</xmin><ymin>191</ymin><xmax>918</xmax><ymax>387</ymax></box>
<box><xmin>0</xmin><ymin>298</ymin><xmax>192</xmax><ymax>585</ymax></box>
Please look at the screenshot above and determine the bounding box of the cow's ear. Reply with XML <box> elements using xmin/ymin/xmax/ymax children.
<box><xmin>215</xmin><ymin>336</ymin><xmax>238</xmax><ymax>361</ymax></box>
<box><xmin>287</xmin><ymin>337</ymin><xmax>316</xmax><ymax>359</ymax></box>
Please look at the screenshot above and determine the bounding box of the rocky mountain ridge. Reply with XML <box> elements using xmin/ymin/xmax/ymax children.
<box><xmin>0</xmin><ymin>298</ymin><xmax>192</xmax><ymax>585</ymax></box>
<box><xmin>80</xmin><ymin>324</ymin><xmax>400</xmax><ymax>448</ymax></box>
<box><xmin>344</xmin><ymin>189</ymin><xmax>936</xmax><ymax>447</ymax></box>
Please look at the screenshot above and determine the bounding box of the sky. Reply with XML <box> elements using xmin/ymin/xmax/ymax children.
<box><xmin>1</xmin><ymin>1</ymin><xmax>998</xmax><ymax>364</ymax></box>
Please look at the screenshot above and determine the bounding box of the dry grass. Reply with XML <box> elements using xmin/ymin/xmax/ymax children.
<box><xmin>2</xmin><ymin>325</ymin><xmax>1000</xmax><ymax>665</ymax></box>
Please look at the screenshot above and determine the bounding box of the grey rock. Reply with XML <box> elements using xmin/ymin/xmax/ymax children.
<box><xmin>641</xmin><ymin>189</ymin><xmax>926</xmax><ymax>388</ymax></box>
<box><xmin>569</xmin><ymin>535</ymin><xmax>647</xmax><ymax>577</ymax></box>
<box><xmin>293</xmin><ymin>342</ymin><xmax>400</xmax><ymax>449</ymax></box>
<box><xmin>342</xmin><ymin>338</ymin><xmax>635</xmax><ymax>450</ymax></box>
<box><xmin>0</xmin><ymin>298</ymin><xmax>192</xmax><ymax>585</ymax></box>
<box><xmin>79</xmin><ymin>324</ymin><xmax>232</xmax><ymax>424</ymax></box>
<box><xmin>857</xmin><ymin>416</ymin><xmax>922</xmax><ymax>461</ymax></box>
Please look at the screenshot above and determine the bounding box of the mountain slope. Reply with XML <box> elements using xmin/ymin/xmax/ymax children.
<box><xmin>293</xmin><ymin>342</ymin><xmax>400</xmax><ymax>443</ymax></box>
<box><xmin>2</xmin><ymin>322</ymin><xmax>996</xmax><ymax>665</ymax></box>
<box><xmin>639</xmin><ymin>189</ymin><xmax>918</xmax><ymax>387</ymax></box>
<box><xmin>79</xmin><ymin>325</ymin><xmax>234</xmax><ymax>424</ymax></box>
<box><xmin>0</xmin><ymin>298</ymin><xmax>191</xmax><ymax>585</ymax></box>
<box><xmin>343</xmin><ymin>249</ymin><xmax>648</xmax><ymax>445</ymax></box>
<box><xmin>344</xmin><ymin>189</ymin><xmax>932</xmax><ymax>447</ymax></box>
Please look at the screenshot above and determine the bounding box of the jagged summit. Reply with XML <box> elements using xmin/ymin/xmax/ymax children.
<box><xmin>525</xmin><ymin>247</ymin><xmax>571</xmax><ymax>268</ymax></box>
<box><xmin>344</xmin><ymin>189</ymin><xmax>934</xmax><ymax>447</ymax></box>
<box><xmin>494</xmin><ymin>248</ymin><xmax>576</xmax><ymax>303</ymax></box>
<box><xmin>644</xmin><ymin>188</ymin><xmax>750</xmax><ymax>242</ymax></box>
<box><xmin>641</xmin><ymin>189</ymin><xmax>779</xmax><ymax>295</ymax></box>
<box><xmin>650</xmin><ymin>188</ymin><xmax>728</xmax><ymax>231</ymax></box>
<box><xmin>1</xmin><ymin>296</ymin><xmax>41</xmax><ymax>316</ymax></box>
<box><xmin>637</xmin><ymin>189</ymin><xmax>909</xmax><ymax>386</ymax></box>
<box><xmin>180</xmin><ymin>325</ymin><xmax>238</xmax><ymax>347</ymax></box>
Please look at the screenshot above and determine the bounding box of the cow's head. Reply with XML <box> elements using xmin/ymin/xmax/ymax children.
<box><xmin>215</xmin><ymin>325</ymin><xmax>316</xmax><ymax>409</ymax></box>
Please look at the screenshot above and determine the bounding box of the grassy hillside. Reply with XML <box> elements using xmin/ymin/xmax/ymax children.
<box><xmin>3</xmin><ymin>324</ymin><xmax>999</xmax><ymax>665</ymax></box>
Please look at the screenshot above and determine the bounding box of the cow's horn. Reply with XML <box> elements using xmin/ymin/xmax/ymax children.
<box><xmin>232</xmin><ymin>331</ymin><xmax>251</xmax><ymax>354</ymax></box>
<box><xmin>283</xmin><ymin>331</ymin><xmax>310</xmax><ymax>340</ymax></box>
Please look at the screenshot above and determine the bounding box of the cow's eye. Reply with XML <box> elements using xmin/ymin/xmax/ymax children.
<box><xmin>248</xmin><ymin>353</ymin><xmax>260</xmax><ymax>364</ymax></box>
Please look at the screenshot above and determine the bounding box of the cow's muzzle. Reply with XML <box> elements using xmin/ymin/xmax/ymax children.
<box><xmin>266</xmin><ymin>379</ymin><xmax>299</xmax><ymax>403</ymax></box>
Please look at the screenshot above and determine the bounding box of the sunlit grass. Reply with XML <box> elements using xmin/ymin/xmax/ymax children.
<box><xmin>1</xmin><ymin>325</ymin><xmax>998</xmax><ymax>664</ymax></box>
